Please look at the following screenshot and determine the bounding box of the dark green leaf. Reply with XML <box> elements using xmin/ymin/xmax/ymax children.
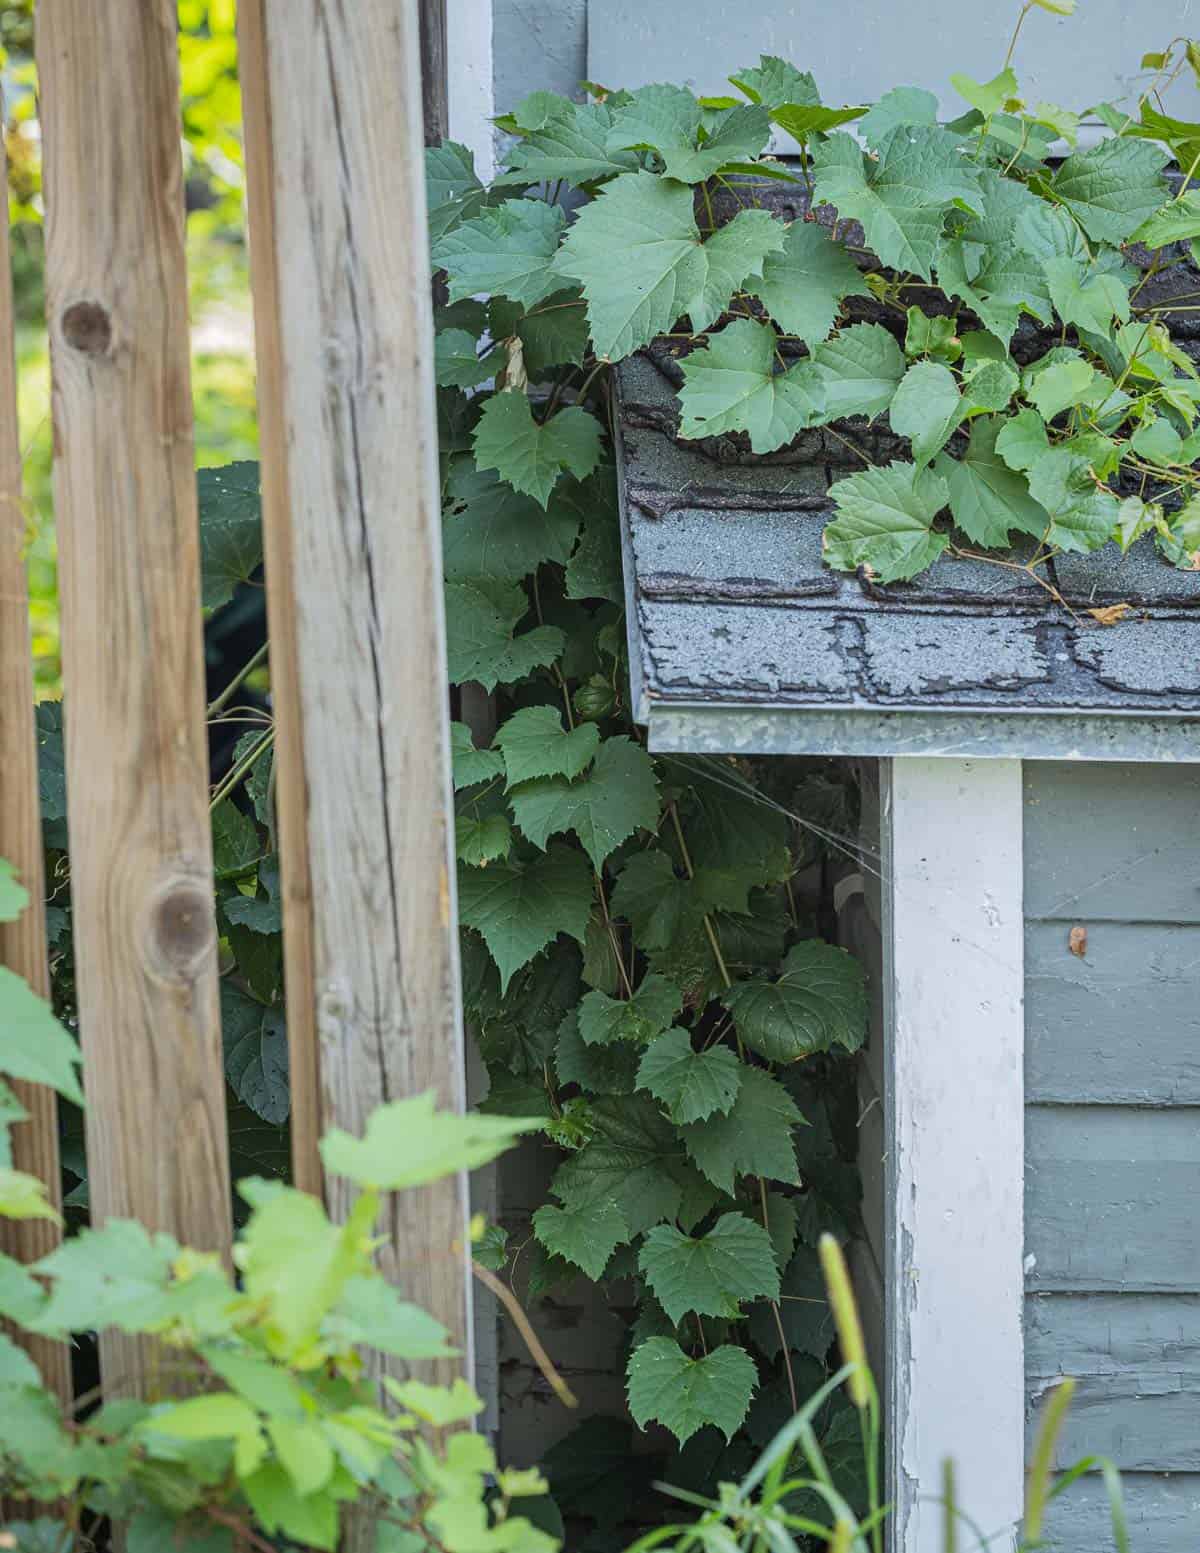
<box><xmin>458</xmin><ymin>843</ymin><xmax>593</xmax><ymax>992</ymax></box>
<box><xmin>636</xmin><ymin>1029</ymin><xmax>741</xmax><ymax>1124</ymax></box>
<box><xmin>722</xmin><ymin>940</ymin><xmax>867</xmax><ymax>1063</ymax></box>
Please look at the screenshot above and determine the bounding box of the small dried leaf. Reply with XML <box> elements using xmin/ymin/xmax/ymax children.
<box><xmin>1068</xmin><ymin>925</ymin><xmax>1088</xmax><ymax>959</ymax></box>
<box><xmin>1086</xmin><ymin>603</ymin><xmax>1132</xmax><ymax>625</ymax></box>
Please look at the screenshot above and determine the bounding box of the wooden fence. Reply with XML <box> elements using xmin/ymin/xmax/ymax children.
<box><xmin>0</xmin><ymin>0</ymin><xmax>467</xmax><ymax>1414</ymax></box>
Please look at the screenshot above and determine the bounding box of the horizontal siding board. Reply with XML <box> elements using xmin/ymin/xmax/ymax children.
<box><xmin>1023</xmin><ymin>761</ymin><xmax>1200</xmax><ymax>923</ymax></box>
<box><xmin>1041</xmin><ymin>1472</ymin><xmax>1200</xmax><ymax>1553</ymax></box>
<box><xmin>1026</xmin><ymin>921</ymin><xmax>1200</xmax><ymax>1104</ymax></box>
<box><xmin>1027</xmin><ymin>1293</ymin><xmax>1200</xmax><ymax>1379</ymax></box>
<box><xmin>1026</xmin><ymin>1106</ymin><xmax>1200</xmax><ymax>1292</ymax></box>
<box><xmin>1028</xmin><ymin>1371</ymin><xmax>1200</xmax><ymax>1472</ymax></box>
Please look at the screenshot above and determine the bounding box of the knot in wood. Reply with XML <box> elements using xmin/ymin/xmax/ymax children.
<box><xmin>61</xmin><ymin>300</ymin><xmax>113</xmax><ymax>357</ymax></box>
<box><xmin>146</xmin><ymin>878</ymin><xmax>214</xmax><ymax>983</ymax></box>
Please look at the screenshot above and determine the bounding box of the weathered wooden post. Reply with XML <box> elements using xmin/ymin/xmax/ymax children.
<box><xmin>237</xmin><ymin>0</ymin><xmax>472</xmax><ymax>1378</ymax></box>
<box><xmin>37</xmin><ymin>0</ymin><xmax>233</xmax><ymax>1389</ymax></box>
<box><xmin>0</xmin><ymin>117</ymin><xmax>70</xmax><ymax>1406</ymax></box>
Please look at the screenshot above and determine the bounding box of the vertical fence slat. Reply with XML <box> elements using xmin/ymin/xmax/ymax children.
<box><xmin>0</xmin><ymin>137</ymin><xmax>71</xmax><ymax>1406</ymax></box>
<box><xmin>37</xmin><ymin>0</ymin><xmax>232</xmax><ymax>1389</ymax></box>
<box><xmin>238</xmin><ymin>0</ymin><xmax>471</xmax><ymax>1373</ymax></box>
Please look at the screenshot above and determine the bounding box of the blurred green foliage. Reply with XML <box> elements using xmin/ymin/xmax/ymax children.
<box><xmin>4</xmin><ymin>0</ymin><xmax>258</xmax><ymax>691</ymax></box>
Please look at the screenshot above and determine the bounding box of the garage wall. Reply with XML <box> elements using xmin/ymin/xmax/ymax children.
<box><xmin>1023</xmin><ymin>761</ymin><xmax>1200</xmax><ymax>1552</ymax></box>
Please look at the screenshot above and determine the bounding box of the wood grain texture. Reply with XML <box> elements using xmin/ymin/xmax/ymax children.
<box><xmin>1041</xmin><ymin>1472</ymin><xmax>1200</xmax><ymax>1553</ymax></box>
<box><xmin>37</xmin><ymin>0</ymin><xmax>231</xmax><ymax>1387</ymax></box>
<box><xmin>1026</xmin><ymin>1105</ymin><xmax>1200</xmax><ymax>1293</ymax></box>
<box><xmin>0</xmin><ymin>140</ymin><xmax>70</xmax><ymax>1405</ymax></box>
<box><xmin>1023</xmin><ymin>761</ymin><xmax>1200</xmax><ymax>923</ymax></box>
<box><xmin>881</xmin><ymin>758</ymin><xmax>1025</xmax><ymax>1553</ymax></box>
<box><xmin>1026</xmin><ymin>921</ymin><xmax>1200</xmax><ymax>1104</ymax></box>
<box><xmin>238</xmin><ymin>0</ymin><xmax>471</xmax><ymax>1374</ymax></box>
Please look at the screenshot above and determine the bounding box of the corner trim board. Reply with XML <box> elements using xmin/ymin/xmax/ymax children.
<box><xmin>881</xmin><ymin>758</ymin><xmax>1025</xmax><ymax>1552</ymax></box>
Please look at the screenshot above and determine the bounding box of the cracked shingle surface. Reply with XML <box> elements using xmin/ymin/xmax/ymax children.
<box><xmin>616</xmin><ymin>348</ymin><xmax>1200</xmax><ymax>723</ymax></box>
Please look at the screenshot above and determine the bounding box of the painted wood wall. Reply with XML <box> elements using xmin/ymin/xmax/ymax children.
<box><xmin>1024</xmin><ymin>761</ymin><xmax>1200</xmax><ymax>1550</ymax></box>
<box><xmin>848</xmin><ymin>759</ymin><xmax>1200</xmax><ymax>1551</ymax></box>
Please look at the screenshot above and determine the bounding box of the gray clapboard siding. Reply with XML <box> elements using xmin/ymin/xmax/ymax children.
<box><xmin>1042</xmin><ymin>1472</ymin><xmax>1200</xmax><ymax>1553</ymax></box>
<box><xmin>1027</xmin><ymin>1294</ymin><xmax>1200</xmax><ymax>1380</ymax></box>
<box><xmin>1023</xmin><ymin>763</ymin><xmax>1200</xmax><ymax>924</ymax></box>
<box><xmin>1026</xmin><ymin>1106</ymin><xmax>1200</xmax><ymax>1293</ymax></box>
<box><xmin>1029</xmin><ymin>1370</ymin><xmax>1200</xmax><ymax>1473</ymax></box>
<box><xmin>1026</xmin><ymin>921</ymin><xmax>1200</xmax><ymax>1105</ymax></box>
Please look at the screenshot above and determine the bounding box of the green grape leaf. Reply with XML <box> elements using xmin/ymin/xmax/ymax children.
<box><xmin>473</xmin><ymin>395</ymin><xmax>603</xmax><ymax>508</ymax></box>
<box><xmin>578</xmin><ymin>974</ymin><xmax>683</xmax><ymax>1046</ymax></box>
<box><xmin>858</xmin><ymin>86</ymin><xmax>938</xmax><ymax>151</ymax></box>
<box><xmin>995</xmin><ymin>407</ymin><xmax>1050</xmax><ymax>471</ymax></box>
<box><xmin>533</xmin><ymin>1197</ymin><xmax>628</xmax><ymax>1280</ymax></box>
<box><xmin>450</xmin><ymin>722</ymin><xmax>506</xmax><ymax>789</ymax></box>
<box><xmin>636</xmin><ymin>1028</ymin><xmax>742</xmax><ymax>1124</ymax></box>
<box><xmin>1049</xmin><ymin>138</ymin><xmax>1169</xmax><ymax>245</ymax></box>
<box><xmin>198</xmin><ymin>461</ymin><xmax>262</xmax><ymax>613</ymax></box>
<box><xmin>443</xmin><ymin>462</ymin><xmax>582</xmax><ymax>583</ymax></box>
<box><xmin>32</xmin><ymin>1219</ymin><xmax>180</xmax><ymax>1334</ymax></box>
<box><xmin>434</xmin><ymin>328</ymin><xmax>496</xmax><ymax>390</ymax></box>
<box><xmin>810</xmin><ymin>323</ymin><xmax>905</xmax><ymax>420</ymax></box>
<box><xmin>722</xmin><ymin>940</ymin><xmax>867</xmax><ymax>1064</ymax></box>
<box><xmin>812</xmin><ymin>126</ymin><xmax>980</xmax><ymax>278</ymax></box>
<box><xmin>745</xmin><ymin>221</ymin><xmax>869</xmax><ymax>346</ymax></box>
<box><xmin>610</xmin><ymin>850</ymin><xmax>695</xmax><ymax>950</ymax></box>
<box><xmin>627</xmin><ymin>1338</ymin><xmax>757</xmax><ymax>1446</ymax></box>
<box><xmin>322</xmin><ymin>1276</ymin><xmax>456</xmax><ymax>1359</ymax></box>
<box><xmin>904</xmin><ymin>307</ymin><xmax>961</xmax><ymax>364</ymax></box>
<box><xmin>935</xmin><ymin>415</ymin><xmax>1049</xmax><ymax>548</ymax></box>
<box><xmin>490</xmin><ymin>290</ymin><xmax>591</xmax><ymax>376</ymax></box>
<box><xmin>823</xmin><ymin>460</ymin><xmax>950</xmax><ymax>582</ymax></box>
<box><xmin>240</xmin><ymin>1462</ymin><xmax>337</xmax><ymax>1552</ymax></box>
<box><xmin>749</xmin><ymin>1246</ymin><xmax>833</xmax><ymax>1360</ymax></box>
<box><xmin>935</xmin><ymin>239</ymin><xmax>1050</xmax><ymax>344</ymax></box>
<box><xmin>763</xmin><ymin>1192</ymin><xmax>799</xmax><ymax>1272</ymax></box>
<box><xmin>564</xmin><ymin>469</ymin><xmax>624</xmax><ymax>602</ymax></box>
<box><xmin>456</xmin><ymin>812</ymin><xmax>513</xmax><ymax>866</ymax></box>
<box><xmin>889</xmin><ymin>360</ymin><xmax>963</xmax><ymax>466</ymax></box>
<box><xmin>1025</xmin><ymin>359</ymin><xmax>1096</xmax><ymax>421</ymax></box>
<box><xmin>1131</xmin><ymin>192</ymin><xmax>1200</xmax><ymax>249</ymax></box>
<box><xmin>444</xmin><ymin>578</ymin><xmax>564</xmax><ymax>690</ymax></box>
<box><xmin>961</xmin><ymin>360</ymin><xmax>1018</xmax><ymax>417</ymax></box>
<box><xmin>1026</xmin><ymin>449</ymin><xmax>1119</xmax><ymax>553</ymax></box>
<box><xmin>678</xmin><ymin>318</ymin><xmax>825</xmax><ymax>453</ymax></box>
<box><xmin>553</xmin><ymin>172</ymin><xmax>783</xmax><ymax>358</ymax></box>
<box><xmin>551</xmin><ymin>1093</ymin><xmax>686</xmax><ymax>1236</ymax></box>
<box><xmin>220</xmin><ymin>982</ymin><xmax>289</xmax><ymax>1126</ymax></box>
<box><xmin>508</xmin><ymin>736</ymin><xmax>660</xmax><ymax>871</ymax></box>
<box><xmin>0</xmin><ymin>968</ymin><xmax>83</xmax><ymax>1107</ymax></box>
<box><xmin>434</xmin><ymin>199</ymin><xmax>567</xmax><ymax>307</ymax></box>
<box><xmin>494</xmin><ymin>705</ymin><xmax>600</xmax><ymax>786</ymax></box>
<box><xmin>606</xmin><ymin>86</ymin><xmax>770</xmax><ymax>184</ymax></box>
<box><xmin>426</xmin><ymin>140</ymin><xmax>487</xmax><ymax>243</ymax></box>
<box><xmin>1157</xmin><ymin>494</ymin><xmax>1200</xmax><ymax>568</ymax></box>
<box><xmin>496</xmin><ymin>101</ymin><xmax>640</xmax><ymax>188</ymax></box>
<box><xmin>729</xmin><ymin>58</ymin><xmax>819</xmax><ymax>109</ymax></box>
<box><xmin>639</xmin><ymin>1212</ymin><xmax>779</xmax><ymax>1324</ymax></box>
<box><xmin>1131</xmin><ymin>415</ymin><xmax>1185</xmax><ymax>467</ymax></box>
<box><xmin>1042</xmin><ymin>258</ymin><xmax>1130</xmax><ymax>338</ymax></box>
<box><xmin>457</xmin><ymin>844</ymin><xmax>593</xmax><ymax>992</ymax></box>
<box><xmin>680</xmin><ymin>1066</ymin><xmax>802</xmax><ymax>1193</ymax></box>
<box><xmin>320</xmin><ymin>1092</ymin><xmax>539</xmax><ymax>1189</ymax></box>
<box><xmin>555</xmin><ymin>1007</ymin><xmax>640</xmax><ymax>1093</ymax></box>
<box><xmin>949</xmin><ymin>67</ymin><xmax>1017</xmax><ymax>118</ymax></box>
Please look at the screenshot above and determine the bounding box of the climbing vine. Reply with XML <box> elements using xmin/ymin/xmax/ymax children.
<box><xmin>23</xmin><ymin>0</ymin><xmax>1200</xmax><ymax>1534</ymax></box>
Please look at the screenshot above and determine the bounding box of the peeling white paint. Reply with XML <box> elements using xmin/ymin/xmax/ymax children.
<box><xmin>881</xmin><ymin>759</ymin><xmax>1025</xmax><ymax>1553</ymax></box>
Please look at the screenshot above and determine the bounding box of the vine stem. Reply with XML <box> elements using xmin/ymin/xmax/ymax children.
<box><xmin>209</xmin><ymin>724</ymin><xmax>276</xmax><ymax>811</ymax></box>
<box><xmin>207</xmin><ymin>639</ymin><xmax>269</xmax><ymax>719</ymax></box>
<box><xmin>470</xmin><ymin>1257</ymin><xmax>579</xmax><ymax>1408</ymax></box>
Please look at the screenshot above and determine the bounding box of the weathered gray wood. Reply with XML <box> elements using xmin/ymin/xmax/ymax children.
<box><xmin>1027</xmin><ymin>1292</ymin><xmax>1200</xmax><ymax>1379</ymax></box>
<box><xmin>1041</xmin><ymin>1472</ymin><xmax>1200</xmax><ymax>1553</ymax></box>
<box><xmin>237</xmin><ymin>0</ymin><xmax>471</xmax><ymax>1378</ymax></box>
<box><xmin>1029</xmin><ymin>1371</ymin><xmax>1200</xmax><ymax>1472</ymax></box>
<box><xmin>1023</xmin><ymin>762</ymin><xmax>1200</xmax><ymax>924</ymax></box>
<box><xmin>1026</xmin><ymin>921</ymin><xmax>1200</xmax><ymax>1104</ymax></box>
<box><xmin>1026</xmin><ymin>1106</ymin><xmax>1200</xmax><ymax>1292</ymax></box>
<box><xmin>881</xmin><ymin>758</ymin><xmax>1025</xmax><ymax>1553</ymax></box>
<box><xmin>38</xmin><ymin>0</ymin><xmax>232</xmax><ymax>1393</ymax></box>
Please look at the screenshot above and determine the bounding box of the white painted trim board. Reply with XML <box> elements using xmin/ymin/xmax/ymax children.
<box><xmin>881</xmin><ymin>757</ymin><xmax>1026</xmax><ymax>1553</ymax></box>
